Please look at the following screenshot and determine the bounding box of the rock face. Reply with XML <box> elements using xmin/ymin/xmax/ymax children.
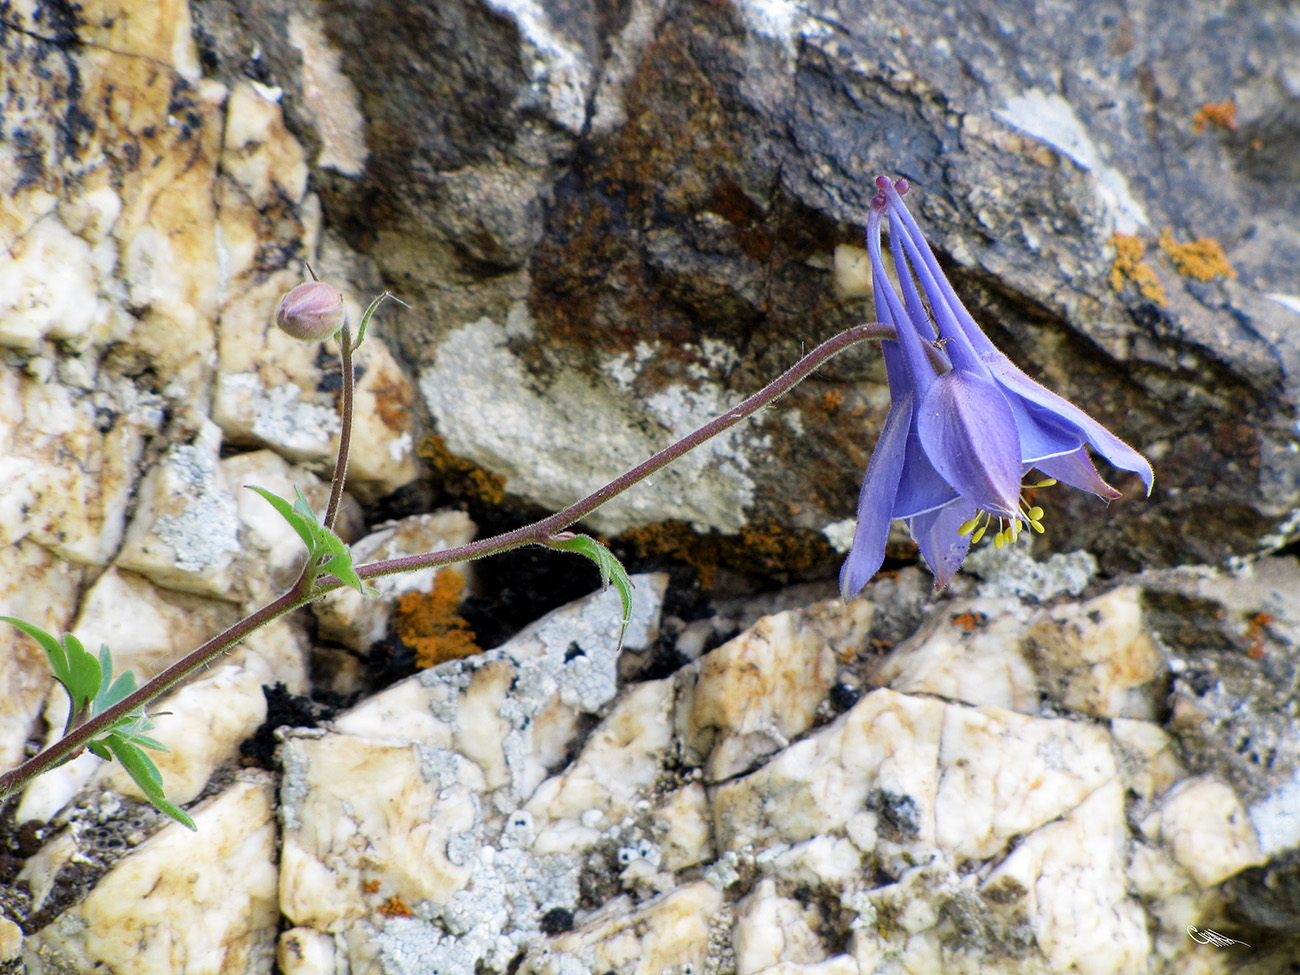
<box><xmin>190</xmin><ymin>0</ymin><xmax>1300</xmax><ymax>576</ymax></box>
<box><xmin>3</xmin><ymin>0</ymin><xmax>1300</xmax><ymax>973</ymax></box>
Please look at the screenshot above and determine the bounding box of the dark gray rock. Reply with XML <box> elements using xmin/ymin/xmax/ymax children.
<box><xmin>193</xmin><ymin>0</ymin><xmax>1300</xmax><ymax>580</ymax></box>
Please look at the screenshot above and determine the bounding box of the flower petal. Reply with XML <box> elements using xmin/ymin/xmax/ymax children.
<box><xmin>840</xmin><ymin>393</ymin><xmax>913</xmax><ymax>600</ymax></box>
<box><xmin>917</xmin><ymin>371</ymin><xmax>1023</xmax><ymax>518</ymax></box>
<box><xmin>1000</xmin><ymin>388</ymin><xmax>1087</xmax><ymax>462</ymax></box>
<box><xmin>908</xmin><ymin>498</ymin><xmax>977</xmax><ymax>590</ymax></box>
<box><xmin>1033</xmin><ymin>445</ymin><xmax>1122</xmax><ymax>501</ymax></box>
<box><xmin>984</xmin><ymin>355</ymin><xmax>1154</xmax><ymax>494</ymax></box>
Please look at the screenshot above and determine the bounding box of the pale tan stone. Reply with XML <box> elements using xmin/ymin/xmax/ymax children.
<box><xmin>79</xmin><ymin>0</ymin><xmax>202</xmax><ymax>77</ymax></box>
<box><xmin>871</xmin><ymin>597</ymin><xmax>1041</xmax><ymax>712</ymax></box>
<box><xmin>287</xmin><ymin>12</ymin><xmax>370</xmax><ymax>176</ymax></box>
<box><xmin>0</xmin><ymin>365</ymin><xmax>162</xmax><ymax>564</ymax></box>
<box><xmin>712</xmin><ymin>687</ymin><xmax>1115</xmax><ymax>865</ymax></box>
<box><xmin>528</xmin><ymin>678</ymin><xmax>676</xmax><ymax>853</ymax></box>
<box><xmin>117</xmin><ymin>418</ymin><xmax>244</xmax><ymax>598</ymax></box>
<box><xmin>279</xmin><ymin>926</ymin><xmax>339</xmax><ymax>975</ymax></box>
<box><xmin>0</xmin><ymin>915</ymin><xmax>21</xmax><ymax>962</ymax></box>
<box><xmin>1110</xmin><ymin>717</ymin><xmax>1186</xmax><ymax>799</ymax></box>
<box><xmin>680</xmin><ymin>599</ymin><xmax>871</xmax><ymax>781</ymax></box>
<box><xmin>712</xmin><ymin>688</ymin><xmax>946</xmax><ymax>852</ymax></box>
<box><xmin>96</xmin><ymin>662</ymin><xmax>269</xmax><ymax>806</ymax></box>
<box><xmin>656</xmin><ymin>781</ymin><xmax>715</xmax><ymax>872</ymax></box>
<box><xmin>278</xmin><ymin>733</ymin><xmax>478</xmax><ymax>928</ymax></box>
<box><xmin>540</xmin><ymin>882</ymin><xmax>724</xmax><ymax>975</ymax></box>
<box><xmin>223</xmin><ymin>81</ymin><xmax>310</xmax><ymax>210</ymax></box>
<box><xmin>221</xmin><ymin>449</ymin><xmax>334</xmax><ymax>603</ymax></box>
<box><xmin>73</xmin><ymin>567</ymin><xmax>240</xmax><ymax>679</ymax></box>
<box><xmin>1025</xmin><ymin>585</ymin><xmax>1164</xmax><ymax>719</ymax></box>
<box><xmin>1148</xmin><ymin>776</ymin><xmax>1264</xmax><ymax>887</ymax></box>
<box><xmin>0</xmin><ymin>541</ymin><xmax>83</xmax><ymax>770</ymax></box>
<box><xmin>981</xmin><ymin>781</ymin><xmax>1149</xmax><ymax>975</ymax></box>
<box><xmin>733</xmin><ymin>879</ymin><xmax>826</xmax><ymax>975</ymax></box>
<box><xmin>934</xmin><ymin>702</ymin><xmax>1115</xmax><ymax>859</ymax></box>
<box><xmin>31</xmin><ymin>773</ymin><xmax>277</xmax><ymax>975</ymax></box>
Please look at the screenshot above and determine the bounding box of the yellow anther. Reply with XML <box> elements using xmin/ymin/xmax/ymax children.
<box><xmin>959</xmin><ymin>472</ymin><xmax>1059</xmax><ymax>553</ymax></box>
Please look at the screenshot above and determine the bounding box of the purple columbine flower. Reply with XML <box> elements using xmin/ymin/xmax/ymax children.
<box><xmin>840</xmin><ymin>176</ymin><xmax>1153</xmax><ymax>597</ymax></box>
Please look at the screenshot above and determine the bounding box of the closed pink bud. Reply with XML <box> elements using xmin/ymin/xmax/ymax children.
<box><xmin>275</xmin><ymin>281</ymin><xmax>346</xmax><ymax>341</ymax></box>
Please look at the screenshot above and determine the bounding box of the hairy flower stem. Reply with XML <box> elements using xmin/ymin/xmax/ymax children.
<box><xmin>0</xmin><ymin>320</ymin><xmax>893</xmax><ymax>802</ymax></box>
<box><xmin>323</xmin><ymin>324</ymin><xmax>354</xmax><ymax>531</ymax></box>
<box><xmin>350</xmin><ymin>321</ymin><xmax>897</xmax><ymax>584</ymax></box>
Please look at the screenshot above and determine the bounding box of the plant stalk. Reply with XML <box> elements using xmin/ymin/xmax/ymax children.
<box><xmin>0</xmin><ymin>319</ymin><xmax>892</xmax><ymax>801</ymax></box>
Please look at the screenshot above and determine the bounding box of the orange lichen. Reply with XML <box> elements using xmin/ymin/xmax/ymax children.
<box><xmin>378</xmin><ymin>895</ymin><xmax>413</xmax><ymax>919</ymax></box>
<box><xmin>1192</xmin><ymin>101</ymin><xmax>1237</xmax><ymax>134</ymax></box>
<box><xmin>1109</xmin><ymin>233</ymin><xmax>1167</xmax><ymax>306</ymax></box>
<box><xmin>417</xmin><ymin>434</ymin><xmax>506</xmax><ymax>505</ymax></box>
<box><xmin>1158</xmin><ymin>227</ymin><xmax>1237</xmax><ymax>283</ymax></box>
<box><xmin>625</xmin><ymin>521</ymin><xmax>721</xmax><ymax>589</ymax></box>
<box><xmin>361</xmin><ymin>880</ymin><xmax>381</xmax><ymax>894</ymax></box>
<box><xmin>395</xmin><ymin>569</ymin><xmax>480</xmax><ymax>668</ymax></box>
<box><xmin>952</xmin><ymin>610</ymin><xmax>986</xmax><ymax>632</ymax></box>
<box><xmin>1245</xmin><ymin>612</ymin><xmax>1273</xmax><ymax>660</ymax></box>
<box><xmin>624</xmin><ymin>518</ymin><xmax>836</xmax><ymax>589</ymax></box>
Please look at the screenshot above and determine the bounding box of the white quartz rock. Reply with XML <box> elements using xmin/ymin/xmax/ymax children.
<box><xmin>116</xmin><ymin>417</ymin><xmax>245</xmax><ymax>599</ymax></box>
<box><xmin>1110</xmin><ymin>717</ymin><xmax>1185</xmax><ymax>800</ymax></box>
<box><xmin>28</xmin><ymin>772</ymin><xmax>278</xmax><ymax>975</ymax></box>
<box><xmin>749</xmin><ymin>959</ymin><xmax>858</xmax><ymax>975</ymax></box>
<box><xmin>0</xmin><ymin>540</ymin><xmax>82</xmax><ymax>771</ymax></box>
<box><xmin>278</xmin><ymin>732</ymin><xmax>479</xmax><ymax>929</ymax></box>
<box><xmin>527</xmin><ymin>677</ymin><xmax>676</xmax><ymax>855</ymax></box>
<box><xmin>213</xmin><ymin>311</ymin><xmax>416</xmax><ymax>501</ymax></box>
<box><xmin>1025</xmin><ymin>585</ymin><xmax>1165</xmax><ymax>719</ymax></box>
<box><xmin>873</xmin><ymin>587</ymin><xmax>1164</xmax><ymax>721</ymax></box>
<box><xmin>72</xmin><ymin>566</ymin><xmax>240</xmax><ymax>679</ymax></box>
<box><xmin>713</xmin><ymin>687</ymin><xmax>1115</xmax><ymax>865</ymax></box>
<box><xmin>733</xmin><ymin>879</ymin><xmax>827</xmax><ymax>974</ymax></box>
<box><xmin>526</xmin><ymin>882</ymin><xmax>724</xmax><ymax>975</ymax></box>
<box><xmin>1143</xmin><ymin>775</ymin><xmax>1264</xmax><ymax>887</ymax></box>
<box><xmin>313</xmin><ymin>510</ymin><xmax>477</xmax><ymax>651</ymax></box>
<box><xmin>680</xmin><ymin>598</ymin><xmax>871</xmax><ymax>781</ymax></box>
<box><xmin>870</xmin><ymin>597</ymin><xmax>1041</xmax><ymax>712</ymax></box>
<box><xmin>0</xmin><ymin>364</ymin><xmax>162</xmax><ymax>564</ymax></box>
<box><xmin>279</xmin><ymin>576</ymin><xmax>667</xmax><ymax>974</ymax></box>
<box><xmin>278</xmin><ymin>927</ymin><xmax>339</xmax><ymax>975</ymax></box>
<box><xmin>980</xmin><ymin>780</ymin><xmax>1148</xmax><ymax>975</ymax></box>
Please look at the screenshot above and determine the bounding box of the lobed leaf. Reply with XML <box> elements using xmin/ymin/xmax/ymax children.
<box><xmin>547</xmin><ymin>534</ymin><xmax>635</xmax><ymax>650</ymax></box>
<box><xmin>246</xmin><ymin>485</ymin><xmax>318</xmax><ymax>555</ymax></box>
<box><xmin>2</xmin><ymin>617</ymin><xmax>101</xmax><ymax>725</ymax></box>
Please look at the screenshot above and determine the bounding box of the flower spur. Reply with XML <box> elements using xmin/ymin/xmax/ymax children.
<box><xmin>840</xmin><ymin>176</ymin><xmax>1153</xmax><ymax>597</ymax></box>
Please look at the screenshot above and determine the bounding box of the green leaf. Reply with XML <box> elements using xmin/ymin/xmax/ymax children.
<box><xmin>246</xmin><ymin>485</ymin><xmax>318</xmax><ymax>555</ymax></box>
<box><xmin>94</xmin><ymin>667</ymin><xmax>139</xmax><ymax>715</ymax></box>
<box><xmin>2</xmin><ymin>617</ymin><xmax>101</xmax><ymax>724</ymax></box>
<box><xmin>547</xmin><ymin>534</ymin><xmax>635</xmax><ymax>650</ymax></box>
<box><xmin>354</xmin><ymin>291</ymin><xmax>406</xmax><ymax>348</ymax></box>
<box><xmin>292</xmin><ymin>485</ymin><xmax>319</xmax><ymax>524</ymax></box>
<box><xmin>315</xmin><ymin>528</ymin><xmax>375</xmax><ymax>595</ymax></box>
<box><xmin>104</xmin><ymin>735</ymin><xmax>195</xmax><ymax>830</ymax></box>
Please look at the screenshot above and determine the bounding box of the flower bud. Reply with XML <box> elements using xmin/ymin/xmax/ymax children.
<box><xmin>275</xmin><ymin>281</ymin><xmax>346</xmax><ymax>341</ymax></box>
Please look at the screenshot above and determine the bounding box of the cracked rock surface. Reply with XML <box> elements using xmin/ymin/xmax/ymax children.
<box><xmin>3</xmin><ymin>0</ymin><xmax>1300</xmax><ymax>973</ymax></box>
